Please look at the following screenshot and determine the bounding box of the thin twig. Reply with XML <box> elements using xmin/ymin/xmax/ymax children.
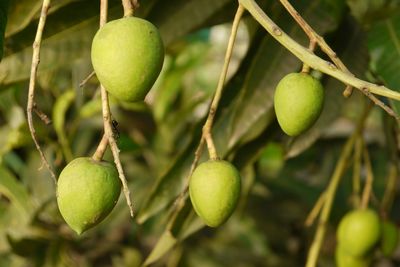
<box><xmin>360</xmin><ymin>146</ymin><xmax>374</xmax><ymax>209</ymax></box>
<box><xmin>202</xmin><ymin>4</ymin><xmax>245</xmax><ymax>159</ymax></box>
<box><xmin>351</xmin><ymin>136</ymin><xmax>363</xmax><ymax>208</ymax></box>
<box><xmin>167</xmin><ymin>138</ymin><xmax>205</xmax><ymax>230</ymax></box>
<box><xmin>305</xmin><ymin>105</ymin><xmax>372</xmax><ymax>267</ymax></box>
<box><xmin>301</xmin><ymin>40</ymin><xmax>316</xmax><ymax>74</ymax></box>
<box><xmin>278</xmin><ymin>0</ymin><xmax>355</xmax><ymax>97</ymax></box>
<box><xmin>79</xmin><ymin>71</ymin><xmax>95</xmax><ymax>88</ymax></box>
<box><xmin>99</xmin><ymin>0</ymin><xmax>134</xmax><ymax>217</ymax></box>
<box><xmin>26</xmin><ymin>0</ymin><xmax>57</xmax><ymax>184</ymax></box>
<box><xmin>361</xmin><ymin>87</ymin><xmax>400</xmax><ymax>120</ymax></box>
<box><xmin>33</xmin><ymin>102</ymin><xmax>52</xmax><ymax>125</ymax></box>
<box><xmin>239</xmin><ymin>0</ymin><xmax>400</xmax><ymax>118</ymax></box>
<box><xmin>381</xmin><ymin>164</ymin><xmax>398</xmax><ymax>215</ymax></box>
<box><xmin>304</xmin><ymin>191</ymin><xmax>326</xmax><ymax>227</ymax></box>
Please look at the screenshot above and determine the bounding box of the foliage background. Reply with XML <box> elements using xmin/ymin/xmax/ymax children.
<box><xmin>0</xmin><ymin>0</ymin><xmax>400</xmax><ymax>266</ymax></box>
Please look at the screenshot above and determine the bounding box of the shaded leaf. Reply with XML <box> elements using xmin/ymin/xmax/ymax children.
<box><xmin>0</xmin><ymin>0</ymin><xmax>9</xmax><ymax>60</ymax></box>
<box><xmin>0</xmin><ymin>166</ymin><xmax>33</xmax><ymax>219</ymax></box>
<box><xmin>53</xmin><ymin>89</ymin><xmax>75</xmax><ymax>162</ymax></box>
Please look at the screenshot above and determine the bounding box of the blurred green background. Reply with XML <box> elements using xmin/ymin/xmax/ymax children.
<box><xmin>0</xmin><ymin>0</ymin><xmax>400</xmax><ymax>266</ymax></box>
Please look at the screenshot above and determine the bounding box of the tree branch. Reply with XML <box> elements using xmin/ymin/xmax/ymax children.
<box><xmin>239</xmin><ymin>0</ymin><xmax>400</xmax><ymax>114</ymax></box>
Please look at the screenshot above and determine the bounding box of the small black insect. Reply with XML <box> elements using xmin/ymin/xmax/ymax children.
<box><xmin>111</xmin><ymin>119</ymin><xmax>120</xmax><ymax>139</ymax></box>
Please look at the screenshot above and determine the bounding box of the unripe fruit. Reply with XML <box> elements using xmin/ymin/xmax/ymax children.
<box><xmin>337</xmin><ymin>209</ymin><xmax>381</xmax><ymax>257</ymax></box>
<box><xmin>381</xmin><ymin>220</ymin><xmax>398</xmax><ymax>257</ymax></box>
<box><xmin>189</xmin><ymin>160</ymin><xmax>241</xmax><ymax>227</ymax></box>
<box><xmin>273</xmin><ymin>72</ymin><xmax>324</xmax><ymax>136</ymax></box>
<box><xmin>91</xmin><ymin>17</ymin><xmax>164</xmax><ymax>102</ymax></box>
<box><xmin>335</xmin><ymin>245</ymin><xmax>371</xmax><ymax>267</ymax></box>
<box><xmin>57</xmin><ymin>157</ymin><xmax>121</xmax><ymax>234</ymax></box>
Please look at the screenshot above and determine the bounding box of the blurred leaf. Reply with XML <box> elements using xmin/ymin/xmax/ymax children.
<box><xmin>0</xmin><ymin>166</ymin><xmax>33</xmax><ymax>220</ymax></box>
<box><xmin>148</xmin><ymin>0</ymin><xmax>235</xmax><ymax>45</ymax></box>
<box><xmin>0</xmin><ymin>0</ymin><xmax>9</xmax><ymax>61</ymax></box>
<box><xmin>368</xmin><ymin>14</ymin><xmax>400</xmax><ymax>114</ymax></box>
<box><xmin>368</xmin><ymin>14</ymin><xmax>400</xmax><ymax>90</ymax></box>
<box><xmin>53</xmin><ymin>89</ymin><xmax>75</xmax><ymax>162</ymax></box>
<box><xmin>0</xmin><ymin>105</ymin><xmax>31</xmax><ymax>161</ymax></box>
<box><xmin>143</xmin><ymin>231</ymin><xmax>176</xmax><ymax>266</ymax></box>
<box><xmin>5</xmin><ymin>0</ymin><xmax>41</xmax><ymax>37</ymax></box>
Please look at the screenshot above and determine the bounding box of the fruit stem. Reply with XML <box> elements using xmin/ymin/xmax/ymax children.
<box><xmin>239</xmin><ymin>0</ymin><xmax>400</xmax><ymax>119</ymax></box>
<box><xmin>164</xmin><ymin>3</ymin><xmax>245</xmax><ymax>232</ymax></box>
<box><xmin>278</xmin><ymin>0</ymin><xmax>354</xmax><ymax>97</ymax></box>
<box><xmin>351</xmin><ymin>135</ymin><xmax>363</xmax><ymax>208</ymax></box>
<box><xmin>305</xmin><ymin>104</ymin><xmax>372</xmax><ymax>267</ymax></box>
<box><xmin>301</xmin><ymin>39</ymin><xmax>316</xmax><ymax>74</ymax></box>
<box><xmin>360</xmin><ymin>145</ymin><xmax>374</xmax><ymax>209</ymax></box>
<box><xmin>381</xmin><ymin>164</ymin><xmax>398</xmax><ymax>215</ymax></box>
<box><xmin>304</xmin><ymin>191</ymin><xmax>326</xmax><ymax>227</ymax></box>
<box><xmin>26</xmin><ymin>0</ymin><xmax>57</xmax><ymax>184</ymax></box>
<box><xmin>92</xmin><ymin>133</ymin><xmax>108</xmax><ymax>161</ymax></box>
<box><xmin>99</xmin><ymin>0</ymin><xmax>135</xmax><ymax>217</ymax></box>
<box><xmin>202</xmin><ymin>4</ymin><xmax>245</xmax><ymax>160</ymax></box>
<box><xmin>121</xmin><ymin>0</ymin><xmax>138</xmax><ymax>17</ymax></box>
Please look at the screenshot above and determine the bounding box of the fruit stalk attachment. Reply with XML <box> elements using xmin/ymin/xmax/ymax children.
<box><xmin>122</xmin><ymin>0</ymin><xmax>138</xmax><ymax>17</ymax></box>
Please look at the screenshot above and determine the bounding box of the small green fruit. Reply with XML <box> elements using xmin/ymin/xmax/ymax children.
<box><xmin>91</xmin><ymin>17</ymin><xmax>164</xmax><ymax>102</ymax></box>
<box><xmin>189</xmin><ymin>160</ymin><xmax>241</xmax><ymax>227</ymax></box>
<box><xmin>337</xmin><ymin>209</ymin><xmax>381</xmax><ymax>257</ymax></box>
<box><xmin>57</xmin><ymin>157</ymin><xmax>121</xmax><ymax>234</ymax></box>
<box><xmin>381</xmin><ymin>220</ymin><xmax>398</xmax><ymax>257</ymax></box>
<box><xmin>274</xmin><ymin>72</ymin><xmax>324</xmax><ymax>136</ymax></box>
<box><xmin>335</xmin><ymin>245</ymin><xmax>371</xmax><ymax>267</ymax></box>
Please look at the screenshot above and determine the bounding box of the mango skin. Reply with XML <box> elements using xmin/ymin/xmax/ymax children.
<box><xmin>381</xmin><ymin>220</ymin><xmax>399</xmax><ymax>257</ymax></box>
<box><xmin>91</xmin><ymin>17</ymin><xmax>164</xmax><ymax>102</ymax></box>
<box><xmin>337</xmin><ymin>209</ymin><xmax>381</xmax><ymax>257</ymax></box>
<box><xmin>189</xmin><ymin>160</ymin><xmax>241</xmax><ymax>227</ymax></box>
<box><xmin>335</xmin><ymin>245</ymin><xmax>371</xmax><ymax>267</ymax></box>
<box><xmin>274</xmin><ymin>72</ymin><xmax>324</xmax><ymax>136</ymax></box>
<box><xmin>57</xmin><ymin>157</ymin><xmax>121</xmax><ymax>234</ymax></box>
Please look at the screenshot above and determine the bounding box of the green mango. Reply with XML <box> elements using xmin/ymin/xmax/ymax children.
<box><xmin>57</xmin><ymin>157</ymin><xmax>121</xmax><ymax>234</ymax></box>
<box><xmin>274</xmin><ymin>72</ymin><xmax>324</xmax><ymax>136</ymax></box>
<box><xmin>91</xmin><ymin>17</ymin><xmax>164</xmax><ymax>102</ymax></box>
<box><xmin>189</xmin><ymin>160</ymin><xmax>241</xmax><ymax>227</ymax></box>
<box><xmin>335</xmin><ymin>244</ymin><xmax>371</xmax><ymax>267</ymax></box>
<box><xmin>337</xmin><ymin>209</ymin><xmax>381</xmax><ymax>257</ymax></box>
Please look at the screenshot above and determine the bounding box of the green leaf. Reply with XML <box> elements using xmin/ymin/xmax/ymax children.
<box><xmin>143</xmin><ymin>231</ymin><xmax>176</xmax><ymax>266</ymax></box>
